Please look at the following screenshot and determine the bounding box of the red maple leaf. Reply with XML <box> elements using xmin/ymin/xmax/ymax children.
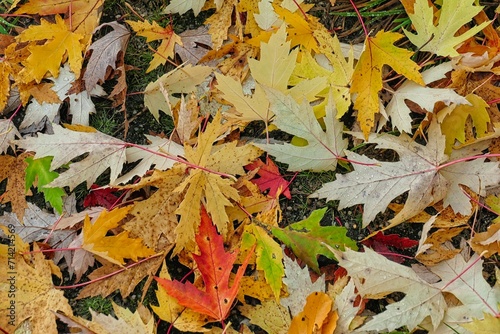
<box><xmin>246</xmin><ymin>157</ymin><xmax>291</xmax><ymax>199</ymax></box>
<box><xmin>362</xmin><ymin>231</ymin><xmax>418</xmax><ymax>263</ymax></box>
<box><xmin>83</xmin><ymin>184</ymin><xmax>120</xmax><ymax>209</ymax></box>
<box><xmin>155</xmin><ymin>207</ymin><xmax>254</xmax><ymax>322</ymax></box>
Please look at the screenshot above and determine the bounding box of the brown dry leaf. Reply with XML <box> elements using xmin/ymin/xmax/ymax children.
<box><xmin>0</xmin><ymin>152</ymin><xmax>31</xmax><ymax>221</ymax></box>
<box><xmin>205</xmin><ymin>0</ymin><xmax>237</xmax><ymax>50</ymax></box>
<box><xmin>84</xmin><ymin>21</ymin><xmax>130</xmax><ymax>92</ymax></box>
<box><xmin>121</xmin><ymin>166</ymin><xmax>186</xmax><ymax>250</ymax></box>
<box><xmin>289</xmin><ymin>291</ymin><xmax>337</xmax><ymax>334</ymax></box>
<box><xmin>175</xmin><ymin>25</ymin><xmax>213</xmax><ymax>65</ymax></box>
<box><xmin>416</xmin><ymin>216</ymin><xmax>465</xmax><ymax>266</ymax></box>
<box><xmin>470</xmin><ymin>222</ymin><xmax>500</xmax><ymax>257</ymax></box>
<box><xmin>0</xmin><ymin>243</ymin><xmax>73</xmax><ymax>333</ymax></box>
<box><xmin>77</xmin><ymin>253</ymin><xmax>164</xmax><ymax>299</ymax></box>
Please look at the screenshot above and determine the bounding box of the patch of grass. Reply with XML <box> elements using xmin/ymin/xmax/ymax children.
<box><xmin>90</xmin><ymin>108</ymin><xmax>119</xmax><ymax>136</ymax></box>
<box><xmin>74</xmin><ymin>295</ymin><xmax>113</xmax><ymax>320</ymax></box>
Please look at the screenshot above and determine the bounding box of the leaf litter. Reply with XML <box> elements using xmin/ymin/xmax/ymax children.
<box><xmin>1</xmin><ymin>0</ymin><xmax>500</xmax><ymax>333</ymax></box>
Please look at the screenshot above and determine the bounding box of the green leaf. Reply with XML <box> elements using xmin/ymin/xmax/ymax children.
<box><xmin>272</xmin><ymin>208</ymin><xmax>357</xmax><ymax>273</ymax></box>
<box><xmin>242</xmin><ymin>223</ymin><xmax>284</xmax><ymax>300</ymax></box>
<box><xmin>25</xmin><ymin>156</ymin><xmax>65</xmax><ymax>214</ymax></box>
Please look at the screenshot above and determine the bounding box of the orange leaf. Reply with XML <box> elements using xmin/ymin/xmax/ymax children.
<box><xmin>155</xmin><ymin>207</ymin><xmax>255</xmax><ymax>322</ymax></box>
<box><xmin>289</xmin><ymin>291</ymin><xmax>338</xmax><ymax>334</ymax></box>
<box><xmin>350</xmin><ymin>31</ymin><xmax>424</xmax><ymax>138</ymax></box>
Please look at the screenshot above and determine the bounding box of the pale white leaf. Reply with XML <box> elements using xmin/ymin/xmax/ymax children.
<box><xmin>144</xmin><ymin>64</ymin><xmax>212</xmax><ymax>120</ymax></box>
<box><xmin>311</xmin><ymin>118</ymin><xmax>500</xmax><ymax>227</ymax></box>
<box><xmin>336</xmin><ymin>248</ymin><xmax>446</xmax><ymax>332</ymax></box>
<box><xmin>0</xmin><ymin>119</ymin><xmax>20</xmax><ymax>153</ymax></box>
<box><xmin>15</xmin><ymin>124</ymin><xmax>127</xmax><ymax>190</ymax></box>
<box><xmin>255</xmin><ymin>88</ymin><xmax>347</xmax><ymax>171</ymax></box>
<box><xmin>114</xmin><ymin>135</ymin><xmax>185</xmax><ymax>184</ymax></box>
<box><xmin>254</xmin><ymin>0</ymin><xmax>278</xmax><ymax>30</ymax></box>
<box><xmin>280</xmin><ymin>253</ymin><xmax>325</xmax><ymax>317</ymax></box>
<box><xmin>386</xmin><ymin>62</ymin><xmax>469</xmax><ymax>133</ymax></box>
<box><xmin>334</xmin><ymin>280</ymin><xmax>361</xmax><ymax>334</ymax></box>
<box><xmin>163</xmin><ymin>0</ymin><xmax>207</xmax><ymax>16</ymax></box>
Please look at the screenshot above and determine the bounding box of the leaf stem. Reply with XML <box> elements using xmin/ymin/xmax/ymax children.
<box><xmin>56</xmin><ymin>253</ymin><xmax>164</xmax><ymax>289</ymax></box>
<box><xmin>348</xmin><ymin>0</ymin><xmax>369</xmax><ymax>37</ymax></box>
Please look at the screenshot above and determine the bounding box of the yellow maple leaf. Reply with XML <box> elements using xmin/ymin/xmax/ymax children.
<box><xmin>126</xmin><ymin>20</ymin><xmax>182</xmax><ymax>73</ymax></box>
<box><xmin>205</xmin><ymin>0</ymin><xmax>237</xmax><ymax>50</ymax></box>
<box><xmin>248</xmin><ymin>24</ymin><xmax>298</xmax><ymax>92</ymax></box>
<box><xmin>0</xmin><ymin>62</ymin><xmax>12</xmax><ymax>111</ymax></box>
<box><xmin>173</xmin><ymin>112</ymin><xmax>262</xmax><ymax>253</ymax></box>
<box><xmin>15</xmin><ymin>0</ymin><xmax>104</xmax><ymax>45</ymax></box>
<box><xmin>82</xmin><ymin>206</ymin><xmax>156</xmax><ymax>265</ymax></box>
<box><xmin>274</xmin><ymin>3</ymin><xmax>319</xmax><ymax>53</ymax></box>
<box><xmin>0</xmin><ymin>153</ymin><xmax>31</xmax><ymax>221</ymax></box>
<box><xmin>350</xmin><ymin>31</ymin><xmax>424</xmax><ymax>138</ymax></box>
<box><xmin>461</xmin><ymin>312</ymin><xmax>500</xmax><ymax>333</ymax></box>
<box><xmin>16</xmin><ymin>15</ymin><xmax>84</xmax><ymax>82</ymax></box>
<box><xmin>438</xmin><ymin>94</ymin><xmax>491</xmax><ymax>154</ymax></box>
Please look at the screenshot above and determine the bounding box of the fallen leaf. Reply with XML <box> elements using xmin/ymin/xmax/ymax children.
<box><xmin>0</xmin><ymin>153</ymin><xmax>30</xmax><ymax>221</ymax></box>
<box><xmin>289</xmin><ymin>291</ymin><xmax>337</xmax><ymax>334</ymax></box>
<box><xmin>0</xmin><ymin>119</ymin><xmax>20</xmax><ymax>153</ymax></box>
<box><xmin>246</xmin><ymin>156</ymin><xmax>291</xmax><ymax>198</ymax></box>
<box><xmin>386</xmin><ymin>62</ymin><xmax>469</xmax><ymax>134</ymax></box>
<box><xmin>16</xmin><ymin>15</ymin><xmax>84</xmax><ymax>82</ymax></box>
<box><xmin>350</xmin><ymin>30</ymin><xmax>424</xmax><ymax>138</ymax></box>
<box><xmin>280</xmin><ymin>253</ymin><xmax>325</xmax><ymax>317</ymax></box>
<box><xmin>241</xmin><ymin>223</ymin><xmax>284</xmax><ymax>299</ymax></box>
<box><xmin>127</xmin><ymin>19</ymin><xmax>182</xmax><ymax>72</ymax></box>
<box><xmin>84</xmin><ymin>21</ymin><xmax>130</xmax><ymax>91</ymax></box>
<box><xmin>152</xmin><ymin>263</ymin><xmax>213</xmax><ymax>332</ymax></box>
<box><xmin>403</xmin><ymin>0</ymin><xmax>491</xmax><ymax>57</ymax></box>
<box><xmin>272</xmin><ymin>208</ymin><xmax>357</xmax><ymax>273</ymax></box>
<box><xmin>255</xmin><ymin>88</ymin><xmax>347</xmax><ymax>171</ymax></box>
<box><xmin>155</xmin><ymin>207</ymin><xmax>253</xmax><ymax>322</ymax></box>
<box><xmin>311</xmin><ymin>118</ymin><xmax>500</xmax><ymax>228</ymax></box>
<box><xmin>248</xmin><ymin>24</ymin><xmax>298</xmax><ymax>92</ymax></box>
<box><xmin>175</xmin><ymin>26</ymin><xmax>213</xmax><ymax>65</ymax></box>
<box><xmin>144</xmin><ymin>64</ymin><xmax>212</xmax><ymax>120</ymax></box>
<box><xmin>461</xmin><ymin>312</ymin><xmax>500</xmax><ymax>334</ymax></box>
<box><xmin>16</xmin><ymin>0</ymin><xmax>104</xmax><ymax>45</ymax></box>
<box><xmin>470</xmin><ymin>222</ymin><xmax>500</xmax><ymax>257</ymax></box>
<box><xmin>0</xmin><ymin>243</ymin><xmax>73</xmax><ymax>333</ymax></box>
<box><xmin>82</xmin><ymin>206</ymin><xmax>155</xmax><ymax>265</ymax></box>
<box><xmin>333</xmin><ymin>247</ymin><xmax>446</xmax><ymax>332</ymax></box>
<box><xmin>163</xmin><ymin>0</ymin><xmax>207</xmax><ymax>16</ymax></box>
<box><xmin>15</xmin><ymin>124</ymin><xmax>128</xmax><ymax>190</ymax></box>
<box><xmin>25</xmin><ymin>156</ymin><xmax>66</xmax><ymax>213</ymax></box>
<box><xmin>239</xmin><ymin>299</ymin><xmax>290</xmax><ymax>334</ymax></box>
